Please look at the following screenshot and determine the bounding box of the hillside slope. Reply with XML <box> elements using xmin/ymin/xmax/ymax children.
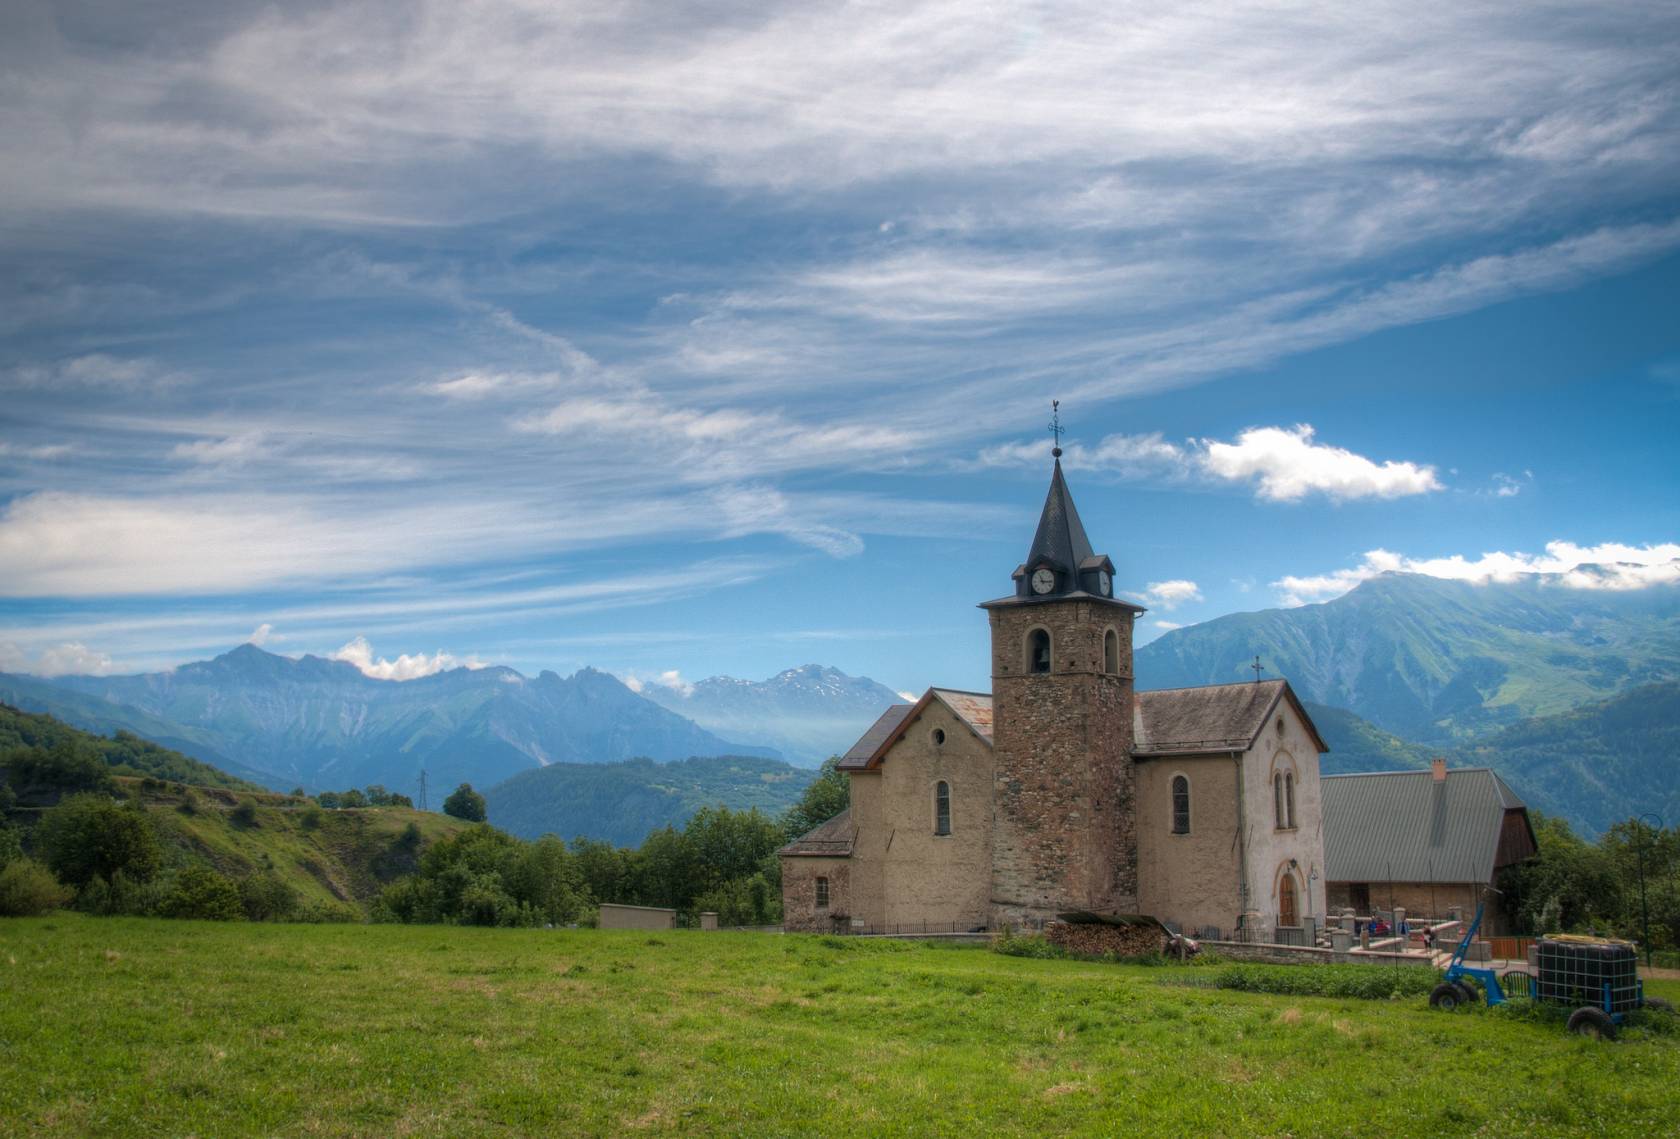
<box><xmin>1136</xmin><ymin>571</ymin><xmax>1680</xmax><ymax>742</ymax></box>
<box><xmin>0</xmin><ymin>702</ymin><xmax>265</xmax><ymax>791</ymax></box>
<box><xmin>1</xmin><ymin>645</ymin><xmax>777</xmax><ymax>793</ymax></box>
<box><xmin>1457</xmin><ymin>680</ymin><xmax>1680</xmax><ymax>836</ymax></box>
<box><xmin>485</xmin><ymin>755</ymin><xmax>813</xmax><ymax>845</ymax></box>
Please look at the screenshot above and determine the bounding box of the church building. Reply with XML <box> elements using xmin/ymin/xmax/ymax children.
<box><xmin>781</xmin><ymin>454</ymin><xmax>1330</xmax><ymax>938</ymax></box>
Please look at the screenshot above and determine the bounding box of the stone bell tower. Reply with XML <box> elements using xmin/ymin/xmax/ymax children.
<box><xmin>982</xmin><ymin>443</ymin><xmax>1144</xmax><ymax>927</ymax></box>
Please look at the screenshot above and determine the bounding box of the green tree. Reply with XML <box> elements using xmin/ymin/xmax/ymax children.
<box><xmin>239</xmin><ymin>870</ymin><xmax>299</xmax><ymax>921</ymax></box>
<box><xmin>1498</xmin><ymin>812</ymin><xmax>1621</xmax><ymax>935</ymax></box>
<box><xmin>443</xmin><ymin>783</ymin><xmax>487</xmax><ymax>823</ymax></box>
<box><xmin>36</xmin><ymin>794</ymin><xmax>162</xmax><ymax>888</ymax></box>
<box><xmin>781</xmin><ymin>756</ymin><xmax>849</xmax><ymax>840</ymax></box>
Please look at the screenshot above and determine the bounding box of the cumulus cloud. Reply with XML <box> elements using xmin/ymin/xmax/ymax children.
<box><xmin>621</xmin><ymin>669</ymin><xmax>696</xmax><ymax>698</ymax></box>
<box><xmin>1272</xmin><ymin>541</ymin><xmax>1680</xmax><ymax>605</ymax></box>
<box><xmin>1201</xmin><ymin>425</ymin><xmax>1442</xmax><ymax>502</ymax></box>
<box><xmin>1143</xmin><ymin>580</ymin><xmax>1203</xmax><ymax>610</ymax></box>
<box><xmin>1489</xmin><ymin>471</ymin><xmax>1532</xmax><ymax>498</ymax></box>
<box><xmin>247</xmin><ymin>623</ymin><xmax>274</xmax><ymax>646</ymax></box>
<box><xmin>0</xmin><ymin>640</ymin><xmax>114</xmax><ymax>677</ymax></box>
<box><xmin>330</xmin><ymin>636</ymin><xmax>487</xmax><ymax>681</ymax></box>
<box><xmin>1153</xmin><ymin>621</ymin><xmax>1183</xmax><ymax>632</ymax></box>
<box><xmin>978</xmin><ymin>424</ymin><xmax>1441</xmax><ymax>502</ymax></box>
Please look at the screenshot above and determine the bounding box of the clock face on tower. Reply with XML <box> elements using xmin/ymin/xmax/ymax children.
<box><xmin>1098</xmin><ymin>570</ymin><xmax>1111</xmax><ymax>596</ymax></box>
<box><xmin>1030</xmin><ymin>568</ymin><xmax>1056</xmax><ymax>595</ymax></box>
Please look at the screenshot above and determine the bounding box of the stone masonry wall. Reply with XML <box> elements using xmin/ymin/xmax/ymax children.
<box><xmin>989</xmin><ymin>600</ymin><xmax>1137</xmax><ymax>927</ymax></box>
<box><xmin>782</xmin><ymin>858</ymin><xmax>850</xmax><ymax>933</ymax></box>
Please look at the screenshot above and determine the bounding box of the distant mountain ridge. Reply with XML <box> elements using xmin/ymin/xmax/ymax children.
<box><xmin>641</xmin><ymin>664</ymin><xmax>905</xmax><ymax>766</ymax></box>
<box><xmin>485</xmin><ymin>755</ymin><xmax>814</xmax><ymax>846</ymax></box>
<box><xmin>0</xmin><ymin>645</ymin><xmax>776</xmax><ymax>794</ymax></box>
<box><xmin>1136</xmin><ymin>571</ymin><xmax>1680</xmax><ymax>743</ymax></box>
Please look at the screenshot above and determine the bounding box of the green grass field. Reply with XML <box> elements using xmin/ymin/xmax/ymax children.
<box><xmin>3</xmin><ymin>917</ymin><xmax>1677</xmax><ymax>1137</ymax></box>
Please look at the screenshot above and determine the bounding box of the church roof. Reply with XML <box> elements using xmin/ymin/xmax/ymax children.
<box><xmin>1132</xmin><ymin>679</ymin><xmax>1328</xmax><ymax>756</ymax></box>
<box><xmin>1025</xmin><ymin>458</ymin><xmax>1095</xmax><ymax>574</ymax></box>
<box><xmin>835</xmin><ymin>679</ymin><xmax>1326</xmax><ymax>769</ymax></box>
<box><xmin>1321</xmin><ymin>768</ymin><xmax>1537</xmax><ymax>884</ymax></box>
<box><xmin>839</xmin><ymin>688</ymin><xmax>993</xmax><ymax>770</ymax></box>
<box><xmin>779</xmin><ymin>808</ymin><xmax>856</xmax><ymax>857</ymax></box>
<box><xmin>837</xmin><ymin>704</ymin><xmax>915</xmax><ymax>770</ymax></box>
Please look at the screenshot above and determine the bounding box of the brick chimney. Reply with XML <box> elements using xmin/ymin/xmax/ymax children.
<box><xmin>1431</xmin><ymin>757</ymin><xmax>1447</xmax><ymax>783</ymax></box>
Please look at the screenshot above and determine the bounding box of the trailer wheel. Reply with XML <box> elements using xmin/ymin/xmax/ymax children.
<box><xmin>1429</xmin><ymin>983</ymin><xmax>1462</xmax><ymax>1011</ymax></box>
<box><xmin>1454</xmin><ymin>980</ymin><xmax>1480</xmax><ymax>1006</ymax></box>
<box><xmin>1567</xmin><ymin>1007</ymin><xmax>1616</xmax><ymax>1041</ymax></box>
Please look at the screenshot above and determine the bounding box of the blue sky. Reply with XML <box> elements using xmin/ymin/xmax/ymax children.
<box><xmin>2</xmin><ymin>0</ymin><xmax>1678</xmax><ymax>697</ymax></box>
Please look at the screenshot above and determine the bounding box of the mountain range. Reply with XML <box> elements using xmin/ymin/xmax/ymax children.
<box><xmin>1136</xmin><ymin>570</ymin><xmax>1680</xmax><ymax>743</ymax></box>
<box><xmin>640</xmin><ymin>664</ymin><xmax>905</xmax><ymax>766</ymax></box>
<box><xmin>0</xmin><ymin>646</ymin><xmax>777</xmax><ymax>794</ymax></box>
<box><xmin>4</xmin><ymin>570</ymin><xmax>1678</xmax><ymax>839</ymax></box>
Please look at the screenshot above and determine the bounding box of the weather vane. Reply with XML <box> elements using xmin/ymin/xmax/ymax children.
<box><xmin>1049</xmin><ymin>399</ymin><xmax>1064</xmax><ymax>458</ymax></box>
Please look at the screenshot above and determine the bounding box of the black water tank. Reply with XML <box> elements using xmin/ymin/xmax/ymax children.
<box><xmin>1535</xmin><ymin>938</ymin><xmax>1641</xmax><ymax>1014</ymax></box>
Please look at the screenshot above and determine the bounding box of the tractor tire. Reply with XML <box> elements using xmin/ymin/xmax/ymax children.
<box><xmin>1643</xmin><ymin>997</ymin><xmax>1675</xmax><ymax>1015</ymax></box>
<box><xmin>1454</xmin><ymin>980</ymin><xmax>1480</xmax><ymax>1006</ymax></box>
<box><xmin>1429</xmin><ymin>983</ymin><xmax>1462</xmax><ymax>1011</ymax></box>
<box><xmin>1567</xmin><ymin>1007</ymin><xmax>1617</xmax><ymax>1041</ymax></box>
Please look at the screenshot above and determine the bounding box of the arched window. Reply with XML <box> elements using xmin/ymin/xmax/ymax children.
<box><xmin>815</xmin><ymin>877</ymin><xmax>829</xmax><ymax>909</ymax></box>
<box><xmin>934</xmin><ymin>781</ymin><xmax>951</xmax><ymax>835</ymax></box>
<box><xmin>1284</xmin><ymin>772</ymin><xmax>1297</xmax><ymax>830</ymax></box>
<box><xmin>1103</xmin><ymin>628</ymin><xmax>1119</xmax><ymax>675</ymax></box>
<box><xmin>1171</xmin><ymin>775</ymin><xmax>1190</xmax><ymax>834</ymax></box>
<box><xmin>1279</xmin><ymin>872</ymin><xmax>1298</xmax><ymax>927</ymax></box>
<box><xmin>1273</xmin><ymin>772</ymin><xmax>1286</xmax><ymax>829</ymax></box>
<box><xmin>1027</xmin><ymin>628</ymin><xmax>1051</xmax><ymax>674</ymax></box>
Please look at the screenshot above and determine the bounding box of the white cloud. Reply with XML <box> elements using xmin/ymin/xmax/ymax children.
<box><xmin>1201</xmin><ymin>425</ymin><xmax>1442</xmax><ymax>502</ymax></box>
<box><xmin>621</xmin><ymin>668</ymin><xmax>696</xmax><ymax>698</ymax></box>
<box><xmin>1272</xmin><ymin>541</ymin><xmax>1680</xmax><ymax>605</ymax></box>
<box><xmin>1153</xmin><ymin>621</ymin><xmax>1182</xmax><ymax>632</ymax></box>
<box><xmin>978</xmin><ymin>424</ymin><xmax>1440</xmax><ymax>502</ymax></box>
<box><xmin>1143</xmin><ymin>580</ymin><xmax>1203</xmax><ymax>610</ymax></box>
<box><xmin>0</xmin><ymin>441</ymin><xmax>72</xmax><ymax>460</ymax></box>
<box><xmin>5</xmin><ymin>355</ymin><xmax>182</xmax><ymax>390</ymax></box>
<box><xmin>247</xmin><ymin>623</ymin><xmax>274</xmax><ymax>646</ymax></box>
<box><xmin>0</xmin><ymin>640</ymin><xmax>114</xmax><ymax>677</ymax></box>
<box><xmin>896</xmin><ymin>690</ymin><xmax>917</xmax><ymax>702</ymax></box>
<box><xmin>1489</xmin><ymin>471</ymin><xmax>1532</xmax><ymax>498</ymax></box>
<box><xmin>330</xmin><ymin>636</ymin><xmax>487</xmax><ymax>681</ymax></box>
<box><xmin>170</xmin><ymin>432</ymin><xmax>272</xmax><ymax>466</ymax></box>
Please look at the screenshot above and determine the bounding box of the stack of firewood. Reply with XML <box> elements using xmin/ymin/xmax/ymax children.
<box><xmin>1046</xmin><ymin>920</ymin><xmax>1164</xmax><ymax>958</ymax></box>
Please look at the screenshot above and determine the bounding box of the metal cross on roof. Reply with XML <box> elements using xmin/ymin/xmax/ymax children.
<box><xmin>1251</xmin><ymin>655</ymin><xmax>1266</xmax><ymax>683</ymax></box>
<box><xmin>1049</xmin><ymin>399</ymin><xmax>1064</xmax><ymax>457</ymax></box>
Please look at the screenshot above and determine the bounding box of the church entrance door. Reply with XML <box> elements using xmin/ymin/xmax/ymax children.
<box><xmin>1279</xmin><ymin>874</ymin><xmax>1298</xmax><ymax>928</ymax></box>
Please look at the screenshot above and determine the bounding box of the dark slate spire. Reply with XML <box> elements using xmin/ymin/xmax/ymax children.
<box><xmin>1025</xmin><ymin>457</ymin><xmax>1095</xmax><ymax>576</ymax></box>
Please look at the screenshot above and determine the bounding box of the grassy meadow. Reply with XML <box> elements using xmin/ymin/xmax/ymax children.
<box><xmin>2</xmin><ymin>916</ymin><xmax>1677</xmax><ymax>1137</ymax></box>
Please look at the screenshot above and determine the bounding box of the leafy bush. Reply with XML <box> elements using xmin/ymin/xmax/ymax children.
<box><xmin>239</xmin><ymin>871</ymin><xmax>299</xmax><ymax>921</ymax></box>
<box><xmin>1201</xmin><ymin>963</ymin><xmax>1438</xmax><ymax>1000</ymax></box>
<box><xmin>0</xmin><ymin>825</ymin><xmax>22</xmax><ymax>870</ymax></box>
<box><xmin>37</xmin><ymin>794</ymin><xmax>162</xmax><ymax>888</ymax></box>
<box><xmin>230</xmin><ymin>801</ymin><xmax>258</xmax><ymax>827</ymax></box>
<box><xmin>75</xmin><ymin>871</ymin><xmax>165</xmax><ymax>917</ymax></box>
<box><xmin>159</xmin><ymin>864</ymin><xmax>244</xmax><ymax>921</ymax></box>
<box><xmin>991</xmin><ymin>929</ymin><xmax>1066</xmax><ymax>959</ymax></box>
<box><xmin>0</xmin><ymin>858</ymin><xmax>73</xmax><ymax>916</ymax></box>
<box><xmin>300</xmin><ymin>806</ymin><xmax>324</xmax><ymax>830</ymax></box>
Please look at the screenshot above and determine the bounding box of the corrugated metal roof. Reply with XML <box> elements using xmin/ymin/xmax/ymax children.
<box><xmin>779</xmin><ymin>808</ymin><xmax>855</xmax><ymax>857</ymax></box>
<box><xmin>1322</xmin><ymin>768</ymin><xmax>1530</xmax><ymax>884</ymax></box>
<box><xmin>837</xmin><ymin>704</ymin><xmax>914</xmax><ymax>769</ymax></box>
